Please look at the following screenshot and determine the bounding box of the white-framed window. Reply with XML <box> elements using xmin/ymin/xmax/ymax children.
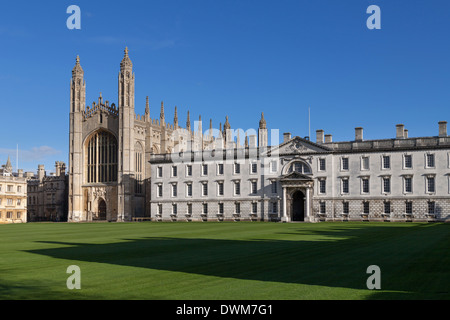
<box><xmin>157</xmin><ymin>184</ymin><xmax>163</xmax><ymax>197</ymax></box>
<box><xmin>217</xmin><ymin>181</ymin><xmax>224</xmax><ymax>196</ymax></box>
<box><xmin>382</xmin><ymin>155</ymin><xmax>390</xmax><ymax>169</ymax></box>
<box><xmin>171</xmin><ymin>183</ymin><xmax>177</xmax><ymax>197</ymax></box>
<box><xmin>172</xmin><ymin>203</ymin><xmax>177</xmax><ymax>215</ymax></box>
<box><xmin>343</xmin><ymin>201</ymin><xmax>349</xmax><ymax>214</ymax></box>
<box><xmin>404</xmin><ymin>176</ymin><xmax>413</xmax><ymax>193</ymax></box>
<box><xmin>428</xmin><ymin>201</ymin><xmax>435</xmax><ymax>214</ymax></box>
<box><xmin>235</xmin><ymin>202</ymin><xmax>241</xmax><ymax>214</ymax></box>
<box><xmin>186</xmin><ymin>165</ymin><xmax>192</xmax><ymax>177</ymax></box>
<box><xmin>318</xmin><ymin>158</ymin><xmax>326</xmax><ymax>171</ymax></box>
<box><xmin>361</xmin><ymin>156</ymin><xmax>369</xmax><ymax>171</ymax></box>
<box><xmin>271</xmin><ymin>180</ymin><xmax>277</xmax><ymax>194</ymax></box>
<box><xmin>234</xmin><ymin>181</ymin><xmax>241</xmax><ymax>195</ymax></box>
<box><xmin>202</xmin><ymin>203</ymin><xmax>208</xmax><ymax>214</ymax></box>
<box><xmin>187</xmin><ymin>203</ymin><xmax>192</xmax><ymax>215</ymax></box>
<box><xmin>319</xmin><ymin>201</ymin><xmax>326</xmax><ymax>214</ymax></box>
<box><xmin>318</xmin><ymin>178</ymin><xmax>326</xmax><ymax>194</ymax></box>
<box><xmin>404</xmin><ymin>154</ymin><xmax>413</xmax><ymax>169</ymax></box>
<box><xmin>171</xmin><ymin>166</ymin><xmax>177</xmax><ymax>177</ymax></box>
<box><xmin>384</xmin><ymin>201</ymin><xmax>391</xmax><ymax>214</ymax></box>
<box><xmin>202</xmin><ymin>164</ymin><xmax>208</xmax><ymax>176</ymax></box>
<box><xmin>270</xmin><ymin>160</ymin><xmax>278</xmax><ymax>173</ymax></box>
<box><xmin>234</xmin><ymin>162</ymin><xmax>240</xmax><ymax>174</ymax></box>
<box><xmin>17</xmin><ymin>186</ymin><xmax>22</xmax><ymax>193</ymax></box>
<box><xmin>7</xmin><ymin>185</ymin><xmax>13</xmax><ymax>192</ymax></box>
<box><xmin>341</xmin><ymin>157</ymin><xmax>349</xmax><ymax>171</ymax></box>
<box><xmin>186</xmin><ymin>183</ymin><xmax>193</xmax><ymax>197</ymax></box>
<box><xmin>405</xmin><ymin>201</ymin><xmax>413</xmax><ymax>215</ymax></box>
<box><xmin>157</xmin><ymin>166</ymin><xmax>163</xmax><ymax>178</ymax></box>
<box><xmin>7</xmin><ymin>198</ymin><xmax>13</xmax><ymax>206</ymax></box>
<box><xmin>250</xmin><ymin>162</ymin><xmax>257</xmax><ymax>174</ymax></box>
<box><xmin>363</xmin><ymin>201</ymin><xmax>370</xmax><ymax>215</ymax></box>
<box><xmin>17</xmin><ymin>199</ymin><xmax>21</xmax><ymax>206</ymax></box>
<box><xmin>251</xmin><ymin>180</ymin><xmax>258</xmax><ymax>194</ymax></box>
<box><xmin>252</xmin><ymin>202</ymin><xmax>257</xmax><ymax>214</ymax></box>
<box><xmin>426</xmin><ymin>176</ymin><xmax>435</xmax><ymax>193</ymax></box>
<box><xmin>272</xmin><ymin>202</ymin><xmax>278</xmax><ymax>213</ymax></box>
<box><xmin>341</xmin><ymin>177</ymin><xmax>349</xmax><ymax>194</ymax></box>
<box><xmin>361</xmin><ymin>177</ymin><xmax>370</xmax><ymax>194</ymax></box>
<box><xmin>217</xmin><ymin>163</ymin><xmax>224</xmax><ymax>175</ymax></box>
<box><xmin>218</xmin><ymin>202</ymin><xmax>224</xmax><ymax>214</ymax></box>
<box><xmin>426</xmin><ymin>153</ymin><xmax>435</xmax><ymax>168</ymax></box>
<box><xmin>382</xmin><ymin>176</ymin><xmax>391</xmax><ymax>194</ymax></box>
<box><xmin>201</xmin><ymin>182</ymin><xmax>208</xmax><ymax>196</ymax></box>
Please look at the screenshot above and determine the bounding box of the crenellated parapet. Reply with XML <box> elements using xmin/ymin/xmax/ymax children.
<box><xmin>83</xmin><ymin>94</ymin><xmax>119</xmax><ymax>120</ymax></box>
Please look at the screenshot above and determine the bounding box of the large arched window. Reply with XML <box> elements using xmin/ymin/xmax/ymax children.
<box><xmin>288</xmin><ymin>161</ymin><xmax>312</xmax><ymax>174</ymax></box>
<box><xmin>135</xmin><ymin>142</ymin><xmax>143</xmax><ymax>194</ymax></box>
<box><xmin>86</xmin><ymin>131</ymin><xmax>118</xmax><ymax>183</ymax></box>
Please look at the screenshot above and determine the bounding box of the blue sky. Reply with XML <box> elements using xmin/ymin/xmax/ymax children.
<box><xmin>0</xmin><ymin>0</ymin><xmax>449</xmax><ymax>172</ymax></box>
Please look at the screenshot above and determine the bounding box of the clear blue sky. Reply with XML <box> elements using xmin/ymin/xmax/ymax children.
<box><xmin>1</xmin><ymin>0</ymin><xmax>449</xmax><ymax>172</ymax></box>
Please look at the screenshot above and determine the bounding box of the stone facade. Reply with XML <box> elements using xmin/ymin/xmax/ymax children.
<box><xmin>68</xmin><ymin>48</ymin><xmax>217</xmax><ymax>222</ymax></box>
<box><xmin>150</xmin><ymin>121</ymin><xmax>450</xmax><ymax>223</ymax></box>
<box><xmin>27</xmin><ymin>162</ymin><xmax>68</xmax><ymax>222</ymax></box>
<box><xmin>0</xmin><ymin>157</ymin><xmax>27</xmax><ymax>223</ymax></box>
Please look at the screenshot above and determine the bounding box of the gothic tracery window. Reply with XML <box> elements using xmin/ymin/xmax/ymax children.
<box><xmin>86</xmin><ymin>131</ymin><xmax>118</xmax><ymax>183</ymax></box>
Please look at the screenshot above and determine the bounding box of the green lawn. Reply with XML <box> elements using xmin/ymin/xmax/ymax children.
<box><xmin>1</xmin><ymin>221</ymin><xmax>449</xmax><ymax>300</ymax></box>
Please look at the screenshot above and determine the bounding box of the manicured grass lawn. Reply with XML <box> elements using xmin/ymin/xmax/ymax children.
<box><xmin>0</xmin><ymin>221</ymin><xmax>449</xmax><ymax>300</ymax></box>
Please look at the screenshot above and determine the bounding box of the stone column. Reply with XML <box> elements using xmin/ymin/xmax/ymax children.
<box><xmin>305</xmin><ymin>187</ymin><xmax>311</xmax><ymax>222</ymax></box>
<box><xmin>282</xmin><ymin>186</ymin><xmax>287</xmax><ymax>222</ymax></box>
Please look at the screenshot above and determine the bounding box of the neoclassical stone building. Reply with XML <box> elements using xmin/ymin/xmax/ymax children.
<box><xmin>68</xmin><ymin>48</ymin><xmax>217</xmax><ymax>222</ymax></box>
<box><xmin>0</xmin><ymin>157</ymin><xmax>27</xmax><ymax>224</ymax></box>
<box><xmin>150</xmin><ymin>121</ymin><xmax>450</xmax><ymax>223</ymax></box>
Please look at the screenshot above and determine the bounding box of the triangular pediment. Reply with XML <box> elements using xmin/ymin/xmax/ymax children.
<box><xmin>280</xmin><ymin>171</ymin><xmax>313</xmax><ymax>181</ymax></box>
<box><xmin>267</xmin><ymin>136</ymin><xmax>331</xmax><ymax>155</ymax></box>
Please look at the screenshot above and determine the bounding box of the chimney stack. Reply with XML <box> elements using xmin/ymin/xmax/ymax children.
<box><xmin>439</xmin><ymin>121</ymin><xmax>447</xmax><ymax>137</ymax></box>
<box><xmin>404</xmin><ymin>129</ymin><xmax>408</xmax><ymax>138</ymax></box>
<box><xmin>325</xmin><ymin>134</ymin><xmax>332</xmax><ymax>143</ymax></box>
<box><xmin>283</xmin><ymin>132</ymin><xmax>291</xmax><ymax>142</ymax></box>
<box><xmin>396</xmin><ymin>124</ymin><xmax>405</xmax><ymax>139</ymax></box>
<box><xmin>316</xmin><ymin>130</ymin><xmax>324</xmax><ymax>144</ymax></box>
<box><xmin>355</xmin><ymin>127</ymin><xmax>363</xmax><ymax>141</ymax></box>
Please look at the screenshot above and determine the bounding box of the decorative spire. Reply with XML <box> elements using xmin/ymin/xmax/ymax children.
<box><xmin>174</xmin><ymin>106</ymin><xmax>178</xmax><ymax>129</ymax></box>
<box><xmin>209</xmin><ymin>119</ymin><xmax>213</xmax><ymax>137</ymax></box>
<box><xmin>259</xmin><ymin>112</ymin><xmax>267</xmax><ymax>129</ymax></box>
<box><xmin>245</xmin><ymin>133</ymin><xmax>249</xmax><ymax>148</ymax></box>
<box><xmin>186</xmin><ymin>110</ymin><xmax>191</xmax><ymax>132</ymax></box>
<box><xmin>160</xmin><ymin>101</ymin><xmax>165</xmax><ymax>126</ymax></box>
<box><xmin>145</xmin><ymin>96</ymin><xmax>150</xmax><ymax>115</ymax></box>
<box><xmin>5</xmin><ymin>155</ymin><xmax>12</xmax><ymax>170</ymax></box>
<box><xmin>198</xmin><ymin>115</ymin><xmax>202</xmax><ymax>134</ymax></box>
<box><xmin>72</xmin><ymin>55</ymin><xmax>84</xmax><ymax>77</ymax></box>
<box><xmin>224</xmin><ymin>116</ymin><xmax>231</xmax><ymax>130</ymax></box>
<box><xmin>120</xmin><ymin>46</ymin><xmax>133</xmax><ymax>72</ymax></box>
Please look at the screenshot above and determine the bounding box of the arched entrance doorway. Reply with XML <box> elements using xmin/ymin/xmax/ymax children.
<box><xmin>98</xmin><ymin>199</ymin><xmax>107</xmax><ymax>220</ymax></box>
<box><xmin>292</xmin><ymin>191</ymin><xmax>305</xmax><ymax>221</ymax></box>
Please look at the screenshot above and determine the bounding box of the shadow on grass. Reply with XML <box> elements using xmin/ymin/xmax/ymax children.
<box><xmin>23</xmin><ymin>223</ymin><xmax>450</xmax><ymax>299</ymax></box>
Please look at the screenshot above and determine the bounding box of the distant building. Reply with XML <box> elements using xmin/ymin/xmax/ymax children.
<box><xmin>27</xmin><ymin>162</ymin><xmax>68</xmax><ymax>222</ymax></box>
<box><xmin>0</xmin><ymin>156</ymin><xmax>27</xmax><ymax>223</ymax></box>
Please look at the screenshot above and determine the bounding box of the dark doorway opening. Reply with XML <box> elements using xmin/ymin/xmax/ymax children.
<box><xmin>292</xmin><ymin>191</ymin><xmax>305</xmax><ymax>221</ymax></box>
<box><xmin>98</xmin><ymin>199</ymin><xmax>107</xmax><ymax>220</ymax></box>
